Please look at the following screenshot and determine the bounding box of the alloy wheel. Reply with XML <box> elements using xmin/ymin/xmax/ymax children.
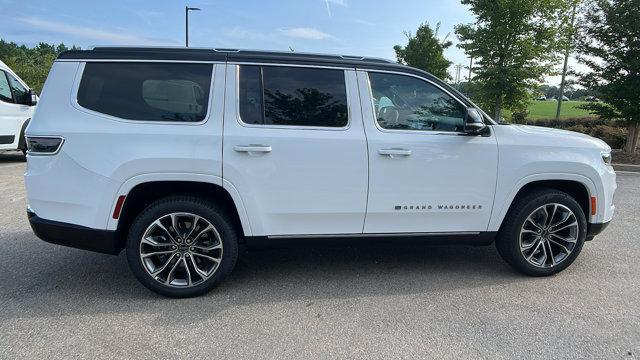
<box><xmin>519</xmin><ymin>203</ymin><xmax>579</xmax><ymax>268</ymax></box>
<box><xmin>139</xmin><ymin>212</ymin><xmax>223</xmax><ymax>287</ymax></box>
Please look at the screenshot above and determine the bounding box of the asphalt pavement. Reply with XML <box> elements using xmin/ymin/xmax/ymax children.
<box><xmin>0</xmin><ymin>152</ymin><xmax>638</xmax><ymax>359</ymax></box>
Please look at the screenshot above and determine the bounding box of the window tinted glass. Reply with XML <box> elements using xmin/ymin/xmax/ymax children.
<box><xmin>238</xmin><ymin>65</ymin><xmax>263</xmax><ymax>125</ymax></box>
<box><xmin>368</xmin><ymin>72</ymin><xmax>466</xmax><ymax>132</ymax></box>
<box><xmin>0</xmin><ymin>71</ymin><xmax>13</xmax><ymax>103</ymax></box>
<box><xmin>7</xmin><ymin>72</ymin><xmax>28</xmax><ymax>104</ymax></box>
<box><xmin>78</xmin><ymin>62</ymin><xmax>212</xmax><ymax>122</ymax></box>
<box><xmin>239</xmin><ymin>65</ymin><xmax>348</xmax><ymax>127</ymax></box>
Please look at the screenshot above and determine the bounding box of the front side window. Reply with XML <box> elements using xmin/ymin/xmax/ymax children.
<box><xmin>239</xmin><ymin>65</ymin><xmax>348</xmax><ymax>127</ymax></box>
<box><xmin>78</xmin><ymin>62</ymin><xmax>212</xmax><ymax>122</ymax></box>
<box><xmin>368</xmin><ymin>72</ymin><xmax>466</xmax><ymax>132</ymax></box>
<box><xmin>7</xmin><ymin>72</ymin><xmax>29</xmax><ymax>104</ymax></box>
<box><xmin>0</xmin><ymin>71</ymin><xmax>13</xmax><ymax>103</ymax></box>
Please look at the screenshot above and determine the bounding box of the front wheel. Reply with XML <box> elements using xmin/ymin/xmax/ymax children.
<box><xmin>126</xmin><ymin>196</ymin><xmax>239</xmax><ymax>298</ymax></box>
<box><xmin>496</xmin><ymin>189</ymin><xmax>587</xmax><ymax>276</ymax></box>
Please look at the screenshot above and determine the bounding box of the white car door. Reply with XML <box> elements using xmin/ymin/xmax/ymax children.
<box><xmin>223</xmin><ymin>64</ymin><xmax>368</xmax><ymax>236</ymax></box>
<box><xmin>357</xmin><ymin>70</ymin><xmax>498</xmax><ymax>234</ymax></box>
<box><xmin>0</xmin><ymin>70</ymin><xmax>33</xmax><ymax>150</ymax></box>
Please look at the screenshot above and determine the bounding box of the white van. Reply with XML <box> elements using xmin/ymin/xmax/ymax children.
<box><xmin>0</xmin><ymin>60</ymin><xmax>37</xmax><ymax>155</ymax></box>
<box><xmin>25</xmin><ymin>47</ymin><xmax>616</xmax><ymax>297</ymax></box>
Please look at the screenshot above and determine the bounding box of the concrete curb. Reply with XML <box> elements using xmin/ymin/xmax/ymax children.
<box><xmin>613</xmin><ymin>163</ymin><xmax>640</xmax><ymax>172</ymax></box>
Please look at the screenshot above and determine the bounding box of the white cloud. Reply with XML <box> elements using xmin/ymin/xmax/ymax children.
<box><xmin>278</xmin><ymin>27</ymin><xmax>332</xmax><ymax>40</ymax></box>
<box><xmin>352</xmin><ymin>18</ymin><xmax>375</xmax><ymax>26</ymax></box>
<box><xmin>18</xmin><ymin>16</ymin><xmax>172</xmax><ymax>45</ymax></box>
<box><xmin>224</xmin><ymin>26</ymin><xmax>267</xmax><ymax>40</ymax></box>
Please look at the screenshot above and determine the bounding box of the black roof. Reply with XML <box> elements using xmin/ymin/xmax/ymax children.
<box><xmin>56</xmin><ymin>46</ymin><xmax>475</xmax><ymax>108</ymax></box>
<box><xmin>57</xmin><ymin>47</ymin><xmax>394</xmax><ymax>67</ymax></box>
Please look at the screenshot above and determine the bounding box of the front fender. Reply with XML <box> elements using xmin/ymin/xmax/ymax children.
<box><xmin>489</xmin><ymin>173</ymin><xmax>598</xmax><ymax>231</ymax></box>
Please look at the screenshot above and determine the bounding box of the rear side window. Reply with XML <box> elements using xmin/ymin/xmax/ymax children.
<box><xmin>78</xmin><ymin>62</ymin><xmax>212</xmax><ymax>122</ymax></box>
<box><xmin>239</xmin><ymin>65</ymin><xmax>348</xmax><ymax>127</ymax></box>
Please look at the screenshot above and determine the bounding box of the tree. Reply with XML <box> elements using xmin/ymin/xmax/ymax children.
<box><xmin>455</xmin><ymin>0</ymin><xmax>567</xmax><ymax>120</ymax></box>
<box><xmin>555</xmin><ymin>0</ymin><xmax>580</xmax><ymax>119</ymax></box>
<box><xmin>0</xmin><ymin>40</ymin><xmax>78</xmax><ymax>93</ymax></box>
<box><xmin>393</xmin><ymin>23</ymin><xmax>453</xmax><ymax>80</ymax></box>
<box><xmin>576</xmin><ymin>0</ymin><xmax>640</xmax><ymax>153</ymax></box>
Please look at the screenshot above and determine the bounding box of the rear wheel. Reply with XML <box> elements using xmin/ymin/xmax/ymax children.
<box><xmin>126</xmin><ymin>196</ymin><xmax>239</xmax><ymax>297</ymax></box>
<box><xmin>496</xmin><ymin>189</ymin><xmax>587</xmax><ymax>276</ymax></box>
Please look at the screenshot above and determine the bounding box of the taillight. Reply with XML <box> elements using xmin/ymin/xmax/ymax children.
<box><xmin>25</xmin><ymin>136</ymin><xmax>64</xmax><ymax>155</ymax></box>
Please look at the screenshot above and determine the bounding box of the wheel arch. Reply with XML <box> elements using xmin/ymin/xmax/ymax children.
<box><xmin>490</xmin><ymin>174</ymin><xmax>597</xmax><ymax>231</ymax></box>
<box><xmin>109</xmin><ymin>174</ymin><xmax>252</xmax><ymax>248</ymax></box>
<box><xmin>17</xmin><ymin>118</ymin><xmax>30</xmax><ymax>151</ymax></box>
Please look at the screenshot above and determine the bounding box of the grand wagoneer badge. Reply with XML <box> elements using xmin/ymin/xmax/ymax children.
<box><xmin>394</xmin><ymin>204</ymin><xmax>483</xmax><ymax>211</ymax></box>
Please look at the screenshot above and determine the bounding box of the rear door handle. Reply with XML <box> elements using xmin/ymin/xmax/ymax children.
<box><xmin>378</xmin><ymin>148</ymin><xmax>412</xmax><ymax>157</ymax></box>
<box><xmin>234</xmin><ymin>145</ymin><xmax>272</xmax><ymax>153</ymax></box>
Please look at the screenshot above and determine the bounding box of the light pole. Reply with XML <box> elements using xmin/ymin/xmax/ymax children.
<box><xmin>185</xmin><ymin>6</ymin><xmax>201</xmax><ymax>47</ymax></box>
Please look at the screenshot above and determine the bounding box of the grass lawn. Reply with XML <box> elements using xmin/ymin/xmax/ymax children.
<box><xmin>505</xmin><ymin>101</ymin><xmax>596</xmax><ymax>120</ymax></box>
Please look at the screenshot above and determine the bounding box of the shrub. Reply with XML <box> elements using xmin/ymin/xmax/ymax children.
<box><xmin>513</xmin><ymin>117</ymin><xmax>627</xmax><ymax>149</ymax></box>
<box><xmin>590</xmin><ymin>125</ymin><xmax>627</xmax><ymax>149</ymax></box>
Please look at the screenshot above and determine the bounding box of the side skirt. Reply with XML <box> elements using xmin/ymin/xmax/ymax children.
<box><xmin>244</xmin><ymin>232</ymin><xmax>496</xmax><ymax>250</ymax></box>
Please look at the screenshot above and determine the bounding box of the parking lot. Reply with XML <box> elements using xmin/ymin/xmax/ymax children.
<box><xmin>0</xmin><ymin>152</ymin><xmax>638</xmax><ymax>359</ymax></box>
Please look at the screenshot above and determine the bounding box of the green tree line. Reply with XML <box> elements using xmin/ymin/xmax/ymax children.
<box><xmin>0</xmin><ymin>40</ymin><xmax>78</xmax><ymax>94</ymax></box>
<box><xmin>393</xmin><ymin>0</ymin><xmax>639</xmax><ymax>153</ymax></box>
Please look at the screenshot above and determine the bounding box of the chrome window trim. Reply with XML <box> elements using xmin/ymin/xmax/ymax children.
<box><xmin>268</xmin><ymin>231</ymin><xmax>481</xmax><ymax>239</ymax></box>
<box><xmin>233</xmin><ymin>63</ymin><xmax>352</xmax><ymax>131</ymax></box>
<box><xmin>361</xmin><ymin>68</ymin><xmax>487</xmax><ymax>136</ymax></box>
<box><xmin>57</xmin><ymin>59</ymin><xmax>225</xmax><ymax>64</ymax></box>
<box><xmin>229</xmin><ymin>61</ymin><xmax>354</xmax><ymax>71</ymax></box>
<box><xmin>70</xmin><ymin>61</ymin><xmax>216</xmax><ymax>126</ymax></box>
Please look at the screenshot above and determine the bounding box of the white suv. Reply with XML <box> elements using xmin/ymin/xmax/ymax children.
<box><xmin>0</xmin><ymin>60</ymin><xmax>37</xmax><ymax>155</ymax></box>
<box><xmin>25</xmin><ymin>47</ymin><xmax>616</xmax><ymax>297</ymax></box>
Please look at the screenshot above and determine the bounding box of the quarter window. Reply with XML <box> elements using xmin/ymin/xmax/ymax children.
<box><xmin>368</xmin><ymin>72</ymin><xmax>466</xmax><ymax>132</ymax></box>
<box><xmin>78</xmin><ymin>62</ymin><xmax>212</xmax><ymax>122</ymax></box>
<box><xmin>239</xmin><ymin>65</ymin><xmax>348</xmax><ymax>127</ymax></box>
<box><xmin>0</xmin><ymin>71</ymin><xmax>13</xmax><ymax>103</ymax></box>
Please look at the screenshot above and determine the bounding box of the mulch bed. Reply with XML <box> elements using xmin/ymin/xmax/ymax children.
<box><xmin>612</xmin><ymin>149</ymin><xmax>640</xmax><ymax>165</ymax></box>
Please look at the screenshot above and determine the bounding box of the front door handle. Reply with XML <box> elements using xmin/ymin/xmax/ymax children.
<box><xmin>234</xmin><ymin>145</ymin><xmax>272</xmax><ymax>153</ymax></box>
<box><xmin>378</xmin><ymin>148</ymin><xmax>412</xmax><ymax>157</ymax></box>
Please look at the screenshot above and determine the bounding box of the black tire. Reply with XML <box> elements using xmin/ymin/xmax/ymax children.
<box><xmin>495</xmin><ymin>188</ymin><xmax>587</xmax><ymax>276</ymax></box>
<box><xmin>126</xmin><ymin>196</ymin><xmax>239</xmax><ymax>298</ymax></box>
<box><xmin>18</xmin><ymin>119</ymin><xmax>29</xmax><ymax>158</ymax></box>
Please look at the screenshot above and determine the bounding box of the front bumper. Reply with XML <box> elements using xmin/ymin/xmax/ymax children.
<box><xmin>586</xmin><ymin>221</ymin><xmax>611</xmax><ymax>241</ymax></box>
<box><xmin>28</xmin><ymin>211</ymin><xmax>123</xmax><ymax>255</ymax></box>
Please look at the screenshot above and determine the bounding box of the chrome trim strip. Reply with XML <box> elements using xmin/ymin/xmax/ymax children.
<box><xmin>228</xmin><ymin>61</ymin><xmax>354</xmax><ymax>71</ymax></box>
<box><xmin>268</xmin><ymin>232</ymin><xmax>481</xmax><ymax>239</ymax></box>
<box><xmin>57</xmin><ymin>59</ymin><xmax>224</xmax><ymax>64</ymax></box>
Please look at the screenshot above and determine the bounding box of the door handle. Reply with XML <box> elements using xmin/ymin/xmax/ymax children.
<box><xmin>234</xmin><ymin>145</ymin><xmax>272</xmax><ymax>153</ymax></box>
<box><xmin>378</xmin><ymin>148</ymin><xmax>412</xmax><ymax>157</ymax></box>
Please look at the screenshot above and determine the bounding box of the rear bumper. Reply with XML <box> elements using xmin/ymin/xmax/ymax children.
<box><xmin>586</xmin><ymin>221</ymin><xmax>611</xmax><ymax>241</ymax></box>
<box><xmin>28</xmin><ymin>211</ymin><xmax>123</xmax><ymax>255</ymax></box>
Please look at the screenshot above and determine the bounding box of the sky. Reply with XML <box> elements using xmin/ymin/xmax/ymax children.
<box><xmin>0</xmin><ymin>0</ymin><xmax>570</xmax><ymax>84</ymax></box>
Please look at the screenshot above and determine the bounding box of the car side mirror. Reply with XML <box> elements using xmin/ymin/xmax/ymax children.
<box><xmin>28</xmin><ymin>89</ymin><xmax>38</xmax><ymax>106</ymax></box>
<box><xmin>463</xmin><ymin>107</ymin><xmax>487</xmax><ymax>135</ymax></box>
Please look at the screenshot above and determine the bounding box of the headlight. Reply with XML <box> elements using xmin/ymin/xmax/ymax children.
<box><xmin>601</xmin><ymin>152</ymin><xmax>612</xmax><ymax>165</ymax></box>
